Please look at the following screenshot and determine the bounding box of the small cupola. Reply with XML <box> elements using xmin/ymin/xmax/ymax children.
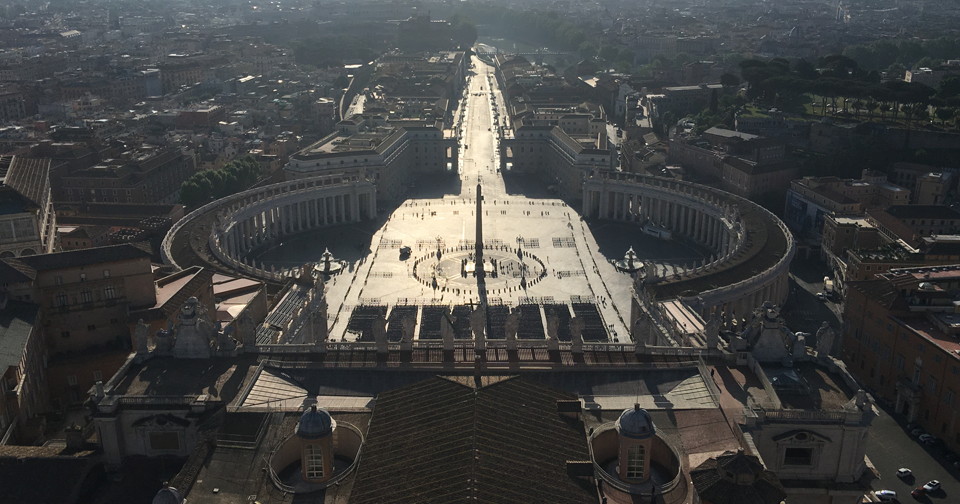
<box><xmin>616</xmin><ymin>404</ymin><xmax>655</xmax><ymax>483</ymax></box>
<box><xmin>616</xmin><ymin>403</ymin><xmax>655</xmax><ymax>439</ymax></box>
<box><xmin>296</xmin><ymin>405</ymin><xmax>336</xmax><ymax>483</ymax></box>
<box><xmin>296</xmin><ymin>405</ymin><xmax>336</xmax><ymax>439</ymax></box>
<box><xmin>151</xmin><ymin>487</ymin><xmax>184</xmax><ymax>504</ymax></box>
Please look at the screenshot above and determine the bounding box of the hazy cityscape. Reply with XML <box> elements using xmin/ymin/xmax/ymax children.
<box><xmin>1</xmin><ymin>0</ymin><xmax>960</xmax><ymax>502</ymax></box>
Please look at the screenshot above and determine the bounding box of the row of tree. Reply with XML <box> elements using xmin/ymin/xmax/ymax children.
<box><xmin>452</xmin><ymin>5</ymin><xmax>628</xmax><ymax>63</ymax></box>
<box><xmin>843</xmin><ymin>36</ymin><xmax>960</xmax><ymax>72</ymax></box>
<box><xmin>739</xmin><ymin>56</ymin><xmax>960</xmax><ymax>124</ymax></box>
<box><xmin>179</xmin><ymin>156</ymin><xmax>261</xmax><ymax>208</ymax></box>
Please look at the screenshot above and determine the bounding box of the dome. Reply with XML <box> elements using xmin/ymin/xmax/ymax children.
<box><xmin>296</xmin><ymin>405</ymin><xmax>335</xmax><ymax>439</ymax></box>
<box><xmin>616</xmin><ymin>404</ymin><xmax>654</xmax><ymax>439</ymax></box>
<box><xmin>152</xmin><ymin>487</ymin><xmax>184</xmax><ymax>504</ymax></box>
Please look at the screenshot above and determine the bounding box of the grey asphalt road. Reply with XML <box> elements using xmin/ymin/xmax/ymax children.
<box><xmin>867</xmin><ymin>403</ymin><xmax>959</xmax><ymax>502</ymax></box>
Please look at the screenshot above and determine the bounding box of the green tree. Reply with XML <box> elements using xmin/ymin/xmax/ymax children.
<box><xmin>935</xmin><ymin>107</ymin><xmax>955</xmax><ymax>124</ymax></box>
<box><xmin>720</xmin><ymin>73</ymin><xmax>740</xmax><ymax>87</ymax></box>
<box><xmin>938</xmin><ymin>76</ymin><xmax>960</xmax><ymax>99</ymax></box>
<box><xmin>452</xmin><ymin>20</ymin><xmax>478</xmax><ymax>48</ymax></box>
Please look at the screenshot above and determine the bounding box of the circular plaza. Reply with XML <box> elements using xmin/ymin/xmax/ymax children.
<box><xmin>162</xmin><ymin>58</ymin><xmax>794</xmax><ymax>345</ymax></box>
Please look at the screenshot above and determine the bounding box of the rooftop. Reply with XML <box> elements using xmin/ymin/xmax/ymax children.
<box><xmin>704</xmin><ymin>127</ymin><xmax>760</xmax><ymax>141</ymax></box>
<box><xmin>885</xmin><ymin>205</ymin><xmax>960</xmax><ymax>221</ymax></box>
<box><xmin>0</xmin><ymin>155</ymin><xmax>50</xmax><ymax>215</ymax></box>
<box><xmin>110</xmin><ymin>355</ymin><xmax>258</xmax><ymax>401</ymax></box>
<box><xmin>896</xmin><ymin>316</ymin><xmax>960</xmax><ymax>359</ymax></box>
<box><xmin>0</xmin><ymin>301</ymin><xmax>38</xmax><ymax>372</ymax></box>
<box><xmin>762</xmin><ymin>361</ymin><xmax>856</xmax><ymax>410</ymax></box>
<box><xmin>9</xmin><ymin>242</ymin><xmax>151</xmax><ymax>273</ymax></box>
<box><xmin>349</xmin><ymin>376</ymin><xmax>595</xmax><ymax>504</ymax></box>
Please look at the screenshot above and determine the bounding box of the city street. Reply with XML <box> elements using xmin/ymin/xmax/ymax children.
<box><xmin>866</xmin><ymin>403</ymin><xmax>959</xmax><ymax>502</ymax></box>
<box><xmin>782</xmin><ymin>254</ymin><xmax>842</xmax><ymax>347</ymax></box>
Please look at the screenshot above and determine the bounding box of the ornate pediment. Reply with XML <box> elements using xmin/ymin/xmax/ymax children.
<box><xmin>772</xmin><ymin>429</ymin><xmax>831</xmax><ymax>444</ymax></box>
<box><xmin>132</xmin><ymin>414</ymin><xmax>191</xmax><ymax>429</ymax></box>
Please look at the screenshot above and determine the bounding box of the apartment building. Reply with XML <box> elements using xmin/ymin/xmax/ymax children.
<box><xmin>843</xmin><ymin>265</ymin><xmax>960</xmax><ymax>452</ymax></box>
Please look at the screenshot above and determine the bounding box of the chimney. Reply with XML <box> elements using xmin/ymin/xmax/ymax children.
<box><xmin>566</xmin><ymin>460</ymin><xmax>594</xmax><ymax>477</ymax></box>
<box><xmin>473</xmin><ymin>354</ymin><xmax>483</xmax><ymax>389</ymax></box>
<box><xmin>65</xmin><ymin>424</ymin><xmax>84</xmax><ymax>451</ymax></box>
<box><xmin>557</xmin><ymin>399</ymin><xmax>582</xmax><ymax>419</ymax></box>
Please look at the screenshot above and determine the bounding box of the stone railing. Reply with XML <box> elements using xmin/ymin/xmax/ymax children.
<box><xmin>756</xmin><ymin>408</ymin><xmax>859</xmax><ymax>425</ymax></box>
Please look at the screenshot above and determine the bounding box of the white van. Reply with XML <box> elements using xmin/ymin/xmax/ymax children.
<box><xmin>874</xmin><ymin>489</ymin><xmax>897</xmax><ymax>502</ymax></box>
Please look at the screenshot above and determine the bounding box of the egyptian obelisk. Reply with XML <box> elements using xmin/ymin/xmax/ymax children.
<box><xmin>475</xmin><ymin>183</ymin><xmax>484</xmax><ymax>278</ymax></box>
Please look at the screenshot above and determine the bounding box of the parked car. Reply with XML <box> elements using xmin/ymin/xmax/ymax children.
<box><xmin>923</xmin><ymin>480</ymin><xmax>941</xmax><ymax>492</ymax></box>
<box><xmin>919</xmin><ymin>433</ymin><xmax>936</xmax><ymax>444</ymax></box>
<box><xmin>911</xmin><ymin>428</ymin><xmax>925</xmax><ymax>437</ymax></box>
<box><xmin>815</xmin><ymin>292</ymin><xmax>827</xmax><ymax>301</ymax></box>
<box><xmin>875</xmin><ymin>489</ymin><xmax>898</xmax><ymax>502</ymax></box>
<box><xmin>911</xmin><ymin>487</ymin><xmax>926</xmax><ymax>498</ymax></box>
<box><xmin>897</xmin><ymin>468</ymin><xmax>913</xmax><ymax>479</ymax></box>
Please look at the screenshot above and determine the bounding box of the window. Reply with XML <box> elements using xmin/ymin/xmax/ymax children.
<box><xmin>783</xmin><ymin>447</ymin><xmax>813</xmax><ymax>466</ymax></box>
<box><xmin>60</xmin><ymin>331</ymin><xmax>70</xmax><ymax>339</ymax></box>
<box><xmin>79</xmin><ymin>273</ymin><xmax>86</xmax><ymax>282</ymax></box>
<box><xmin>93</xmin><ymin>370</ymin><xmax>102</xmax><ymax>381</ymax></box>
<box><xmin>104</xmin><ymin>285</ymin><xmax>117</xmax><ymax>300</ymax></box>
<box><xmin>80</xmin><ymin>290</ymin><xmax>92</xmax><ymax>303</ymax></box>
<box><xmin>87</xmin><ymin>324</ymin><xmax>96</xmax><ymax>331</ymax></box>
<box><xmin>149</xmin><ymin>432</ymin><xmax>180</xmax><ymax>451</ymax></box>
<box><xmin>56</xmin><ymin>292</ymin><xmax>68</xmax><ymax>307</ymax></box>
<box><xmin>55</xmin><ymin>275</ymin><xmax>63</xmax><ymax>285</ymax></box>
<box><xmin>66</xmin><ymin>375</ymin><xmax>78</xmax><ymax>386</ymax></box>
<box><xmin>102</xmin><ymin>269</ymin><xmax>110</xmax><ymax>278</ymax></box>
<box><xmin>305</xmin><ymin>444</ymin><xmax>324</xmax><ymax>479</ymax></box>
<box><xmin>945</xmin><ymin>389</ymin><xmax>955</xmax><ymax>406</ymax></box>
<box><xmin>625</xmin><ymin>445</ymin><xmax>644</xmax><ymax>479</ymax></box>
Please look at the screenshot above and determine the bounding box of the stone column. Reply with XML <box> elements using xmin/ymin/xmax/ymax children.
<box><xmin>232</xmin><ymin>229</ymin><xmax>240</xmax><ymax>256</ymax></box>
<box><xmin>707</xmin><ymin>218</ymin><xmax>717</xmax><ymax>250</ymax></box>
<box><xmin>96</xmin><ymin>415</ymin><xmax>123</xmax><ymax>467</ymax></box>
<box><xmin>696</xmin><ymin>212</ymin><xmax>705</xmax><ymax>244</ymax></box>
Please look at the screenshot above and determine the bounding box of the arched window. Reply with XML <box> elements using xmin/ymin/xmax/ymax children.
<box><xmin>305</xmin><ymin>444</ymin><xmax>324</xmax><ymax>479</ymax></box>
<box><xmin>626</xmin><ymin>445</ymin><xmax>644</xmax><ymax>479</ymax></box>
